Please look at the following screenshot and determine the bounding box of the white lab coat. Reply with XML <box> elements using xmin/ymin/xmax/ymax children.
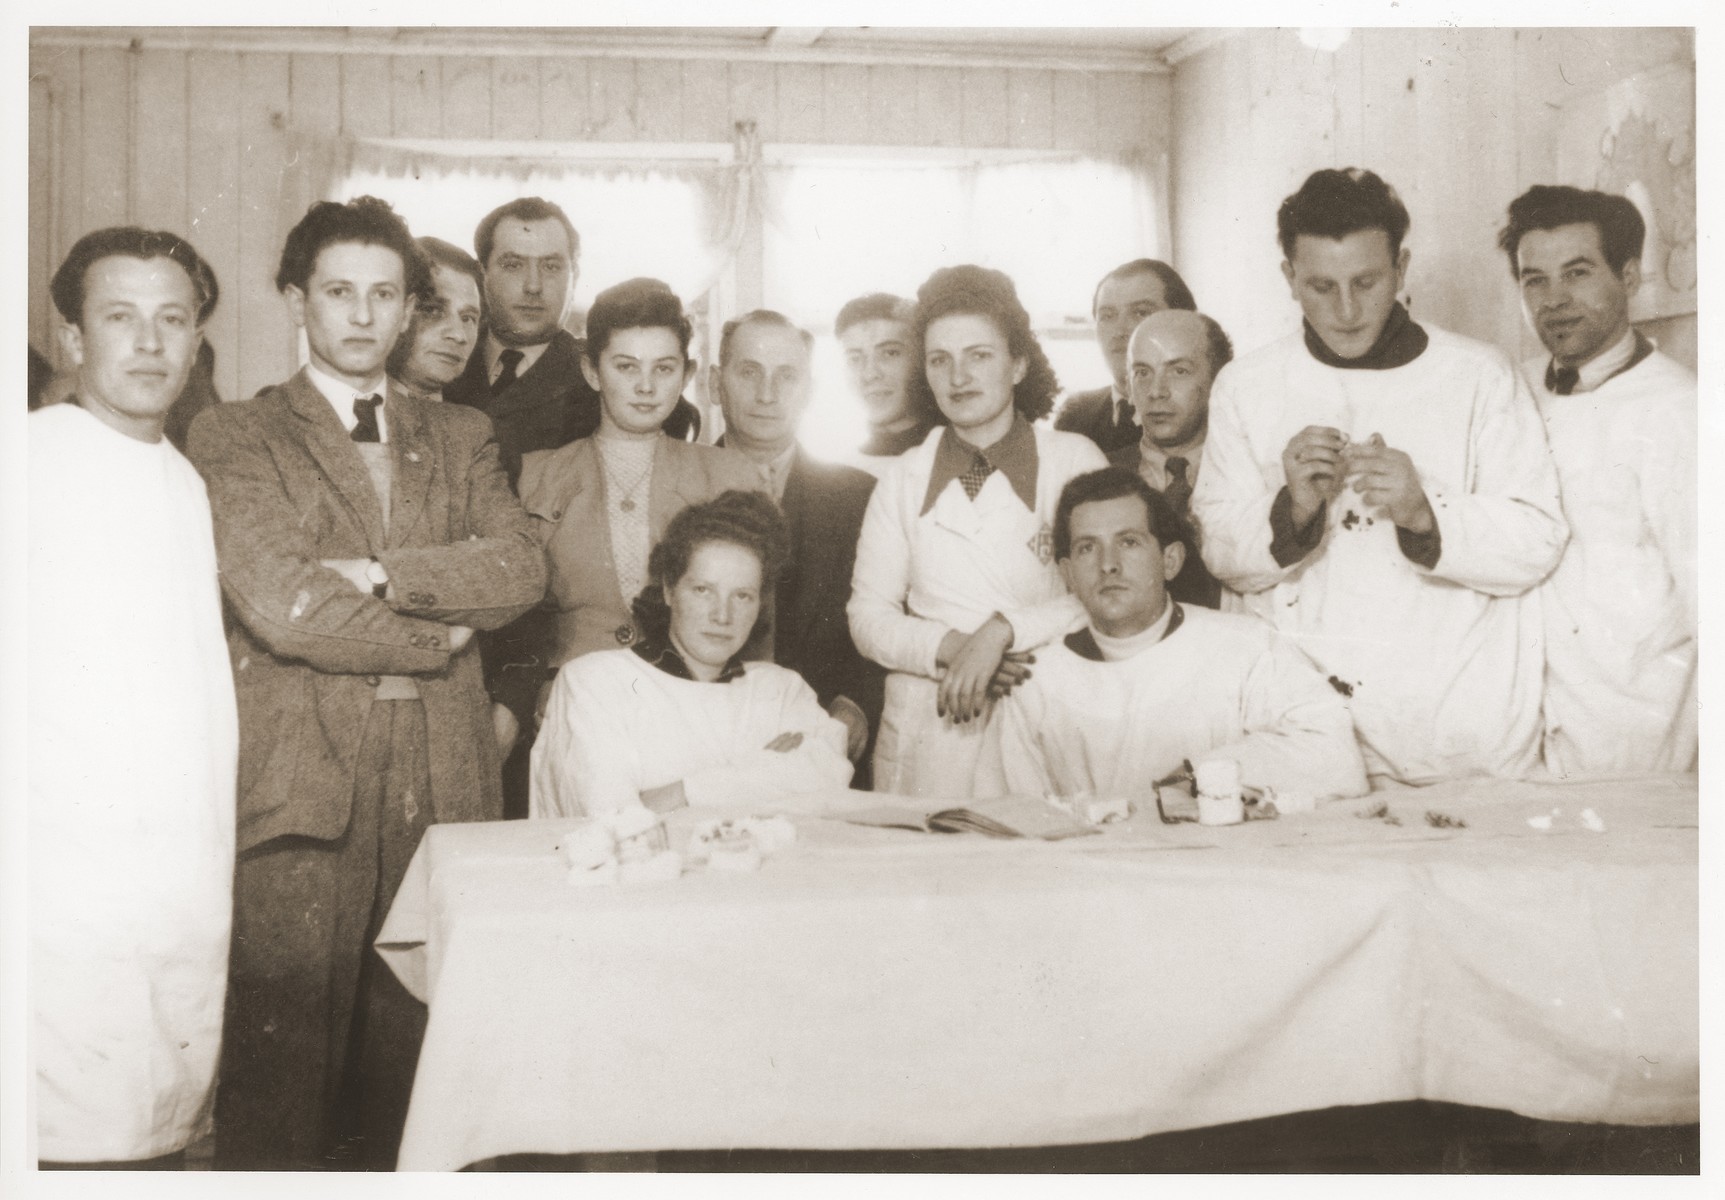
<box><xmin>28</xmin><ymin>404</ymin><xmax>239</xmax><ymax>1162</ymax></box>
<box><xmin>986</xmin><ymin>606</ymin><xmax>1369</xmax><ymax>803</ymax></box>
<box><xmin>847</xmin><ymin>425</ymin><xmax>1108</xmax><ymax>798</ymax></box>
<box><xmin>1523</xmin><ymin>347</ymin><xmax>1697</xmax><ymax>777</ymax></box>
<box><xmin>1192</xmin><ymin>327</ymin><xmax>1567</xmax><ymax>784</ymax></box>
<box><xmin>530</xmin><ymin>649</ymin><xmax>853</xmax><ymax>818</ymax></box>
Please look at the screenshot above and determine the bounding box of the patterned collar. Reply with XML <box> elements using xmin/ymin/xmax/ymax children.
<box><xmin>1303</xmin><ymin>302</ymin><xmax>1429</xmax><ymax>370</ymax></box>
<box><xmin>921</xmin><ymin>415</ymin><xmax>1039</xmax><ymax>515</ymax></box>
<box><xmin>1064</xmin><ymin>602</ymin><xmax>1186</xmax><ymax>662</ymax></box>
<box><xmin>631</xmin><ymin>636</ymin><xmax>747</xmax><ymax>683</ymax></box>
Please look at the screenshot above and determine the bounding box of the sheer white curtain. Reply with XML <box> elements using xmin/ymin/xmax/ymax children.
<box><xmin>761</xmin><ymin>154</ymin><xmax>1165</xmax><ymax>459</ymax></box>
<box><xmin>339</xmin><ymin>156</ymin><xmax>727</xmax><ymax>319</ymax></box>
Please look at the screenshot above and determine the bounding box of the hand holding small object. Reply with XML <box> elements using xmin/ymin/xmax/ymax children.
<box><xmin>1342</xmin><ymin>432</ymin><xmax>1435</xmax><ymax>533</ymax></box>
<box><xmin>1281</xmin><ymin>425</ymin><xmax>1348</xmax><ymax>527</ymax></box>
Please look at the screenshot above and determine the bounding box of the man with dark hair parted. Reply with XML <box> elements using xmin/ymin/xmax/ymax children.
<box><xmin>1501</xmin><ymin>184</ymin><xmax>1696</xmax><ymax>777</ymax></box>
<box><xmin>983</xmin><ymin>467</ymin><xmax>1366</xmax><ymax>804</ymax></box>
<box><xmin>443</xmin><ymin>195</ymin><xmax>697</xmax><ymax>480</ymax></box>
<box><xmin>1192</xmin><ymin>168</ymin><xmax>1567</xmax><ymax>785</ymax></box>
<box><xmin>31</xmin><ymin>226</ymin><xmax>237</xmax><ymax>1170</ymax></box>
<box><xmin>186</xmin><ymin>195</ymin><xmax>546</xmax><ymax>1170</ymax></box>
<box><xmin>713</xmin><ymin>309</ymin><xmax>884</xmax><ymax>783</ymax></box>
<box><xmin>1055</xmin><ymin>257</ymin><xmax>1198</xmax><ymax>456</ymax></box>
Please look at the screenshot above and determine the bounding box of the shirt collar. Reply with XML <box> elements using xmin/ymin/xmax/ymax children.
<box><xmin>631</xmin><ymin>635</ymin><xmax>747</xmax><ymax>684</ymax></box>
<box><xmin>1570</xmin><ymin>327</ymin><xmax>1640</xmax><ymax>393</ymax></box>
<box><xmin>485</xmin><ymin>334</ymin><xmax>553</xmax><ymax>383</ymax></box>
<box><xmin>306</xmin><ymin>361</ymin><xmax>388</xmax><ymax>441</ymax></box>
<box><xmin>1302</xmin><ymin>302</ymin><xmax>1429</xmax><ymax>370</ymax></box>
<box><xmin>921</xmin><ymin>416</ymin><xmax>1039</xmax><ymax>516</ymax></box>
<box><xmin>1065</xmin><ymin>602</ymin><xmax>1185</xmax><ymax>662</ymax></box>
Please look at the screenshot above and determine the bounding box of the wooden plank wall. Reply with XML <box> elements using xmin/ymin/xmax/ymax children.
<box><xmin>1169</xmin><ymin>27</ymin><xmax>1695</xmax><ymax>364</ymax></box>
<box><xmin>27</xmin><ymin>36</ymin><xmax>1171</xmax><ymax>401</ymax></box>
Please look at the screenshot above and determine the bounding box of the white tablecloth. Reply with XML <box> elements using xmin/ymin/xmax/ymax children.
<box><xmin>375</xmin><ymin>776</ymin><xmax>1698</xmax><ymax>1171</ymax></box>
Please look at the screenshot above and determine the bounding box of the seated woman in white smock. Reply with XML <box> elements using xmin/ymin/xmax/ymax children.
<box><xmin>531</xmin><ymin>490</ymin><xmax>852</xmax><ymax>818</ymax></box>
<box><xmin>847</xmin><ymin>265</ymin><xmax>1108</xmax><ymax>799</ymax></box>
<box><xmin>985</xmin><ymin>469</ymin><xmax>1369</xmax><ymax>805</ymax></box>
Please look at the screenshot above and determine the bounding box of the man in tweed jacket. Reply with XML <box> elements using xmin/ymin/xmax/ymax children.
<box><xmin>187</xmin><ymin>196</ymin><xmax>545</xmax><ymax>1170</ymax></box>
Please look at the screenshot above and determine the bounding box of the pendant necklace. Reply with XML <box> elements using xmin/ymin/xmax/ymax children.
<box><xmin>601</xmin><ymin>441</ymin><xmax>655</xmax><ymax>513</ymax></box>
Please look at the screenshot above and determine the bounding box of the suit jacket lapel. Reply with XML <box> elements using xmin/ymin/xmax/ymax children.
<box><xmin>779</xmin><ymin>452</ymin><xmax>812</xmax><ymax>637</ymax></box>
<box><xmin>488</xmin><ymin>331</ymin><xmax>576</xmax><ymax>421</ymax></box>
<box><xmin>648</xmin><ymin>435</ymin><xmax>695</xmax><ymax>541</ymax></box>
<box><xmin>285</xmin><ymin>369</ymin><xmax>388</xmax><ymax>552</ymax></box>
<box><xmin>385</xmin><ymin>387</ymin><xmax>433</xmax><ymax>549</ymax></box>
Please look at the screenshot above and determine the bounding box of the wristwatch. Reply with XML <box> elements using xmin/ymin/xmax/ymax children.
<box><xmin>364</xmin><ymin>558</ymin><xmax>389</xmax><ymax>599</ymax></box>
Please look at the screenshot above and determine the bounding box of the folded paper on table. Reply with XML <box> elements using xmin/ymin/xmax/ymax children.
<box><xmin>836</xmin><ymin>794</ymin><xmax>1099</xmax><ymax>841</ymax></box>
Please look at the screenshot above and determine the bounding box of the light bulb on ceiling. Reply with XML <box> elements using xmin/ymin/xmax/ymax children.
<box><xmin>1298</xmin><ymin>28</ymin><xmax>1352</xmax><ymax>53</ymax></box>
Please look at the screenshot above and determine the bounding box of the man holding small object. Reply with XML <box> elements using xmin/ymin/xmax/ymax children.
<box><xmin>983</xmin><ymin>468</ymin><xmax>1366</xmax><ymax>806</ymax></box>
<box><xmin>1193</xmin><ymin>168</ymin><xmax>1567</xmax><ymax>784</ymax></box>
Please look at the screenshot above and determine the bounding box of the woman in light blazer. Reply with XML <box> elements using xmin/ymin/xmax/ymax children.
<box><xmin>847</xmin><ymin>265</ymin><xmax>1108</xmax><ymax>798</ymax></box>
<box><xmin>519</xmin><ymin>278</ymin><xmax>761</xmax><ymax>674</ymax></box>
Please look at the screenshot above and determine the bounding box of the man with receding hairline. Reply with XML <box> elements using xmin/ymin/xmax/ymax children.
<box><xmin>1122</xmin><ymin>307</ymin><xmax>1232</xmax><ymax>608</ymax></box>
<box><xmin>1056</xmin><ymin>257</ymin><xmax>1197</xmax><ymax>455</ymax></box>
<box><xmin>714</xmin><ymin>309</ymin><xmax>883</xmax><ymax>779</ymax></box>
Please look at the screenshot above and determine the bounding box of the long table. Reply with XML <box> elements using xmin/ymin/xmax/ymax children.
<box><xmin>375</xmin><ymin>775</ymin><xmax>1698</xmax><ymax>1172</ymax></box>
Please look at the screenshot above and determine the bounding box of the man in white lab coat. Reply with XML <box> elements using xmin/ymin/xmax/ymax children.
<box><xmin>29</xmin><ymin>227</ymin><xmax>238</xmax><ymax>1167</ymax></box>
<box><xmin>987</xmin><ymin>468</ymin><xmax>1368</xmax><ymax>804</ymax></box>
<box><xmin>1192</xmin><ymin>168</ymin><xmax>1568</xmax><ymax>784</ymax></box>
<box><xmin>1500</xmin><ymin>185</ymin><xmax>1696</xmax><ymax>777</ymax></box>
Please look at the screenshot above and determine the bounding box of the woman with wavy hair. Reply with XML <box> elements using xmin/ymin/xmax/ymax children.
<box><xmin>531</xmin><ymin>490</ymin><xmax>851</xmax><ymax>818</ymax></box>
<box><xmin>847</xmin><ymin>265</ymin><xmax>1108</xmax><ymax>797</ymax></box>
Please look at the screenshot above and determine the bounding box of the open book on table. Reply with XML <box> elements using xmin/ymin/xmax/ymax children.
<box><xmin>835</xmin><ymin>794</ymin><xmax>1100</xmax><ymax>841</ymax></box>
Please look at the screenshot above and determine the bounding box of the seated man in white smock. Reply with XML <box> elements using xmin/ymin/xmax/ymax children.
<box><xmin>986</xmin><ymin>468</ymin><xmax>1368</xmax><ymax>805</ymax></box>
<box><xmin>1192</xmin><ymin>168</ymin><xmax>1568</xmax><ymax>784</ymax></box>
<box><xmin>531</xmin><ymin>490</ymin><xmax>853</xmax><ymax>818</ymax></box>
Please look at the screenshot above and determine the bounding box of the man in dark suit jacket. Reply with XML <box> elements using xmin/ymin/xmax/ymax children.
<box><xmin>1055</xmin><ymin>257</ymin><xmax>1198</xmax><ymax>457</ymax></box>
<box><xmin>714</xmin><ymin>309</ymin><xmax>882</xmax><ymax>781</ymax></box>
<box><xmin>187</xmin><ymin>197</ymin><xmax>546</xmax><ymax>1170</ymax></box>
<box><xmin>444</xmin><ymin>198</ymin><xmax>696</xmax><ymax>816</ymax></box>
<box><xmin>444</xmin><ymin>196</ymin><xmax>697</xmax><ymax>484</ymax></box>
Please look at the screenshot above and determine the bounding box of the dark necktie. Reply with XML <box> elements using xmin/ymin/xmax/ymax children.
<box><xmin>1164</xmin><ymin>456</ymin><xmax>1192</xmax><ymax>516</ymax></box>
<box><xmin>1115</xmin><ymin>396</ymin><xmax>1134</xmax><ymax>428</ymax></box>
<box><xmin>1548</xmin><ymin>363</ymin><xmax>1580</xmax><ymax>395</ymax></box>
<box><xmin>959</xmin><ymin>452</ymin><xmax>994</xmax><ymax>501</ymax></box>
<box><xmin>352</xmin><ymin>394</ymin><xmax>383</xmax><ymax>444</ymax></box>
<box><xmin>493</xmin><ymin>348</ymin><xmax>524</xmax><ymax>395</ymax></box>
